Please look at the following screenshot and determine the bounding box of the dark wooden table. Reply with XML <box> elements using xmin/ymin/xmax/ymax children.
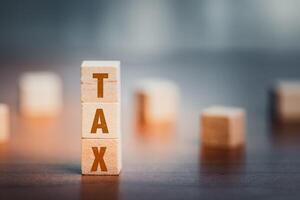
<box><xmin>1</xmin><ymin>51</ymin><xmax>300</xmax><ymax>200</ymax></box>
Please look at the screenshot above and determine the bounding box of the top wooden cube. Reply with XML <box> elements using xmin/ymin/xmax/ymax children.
<box><xmin>81</xmin><ymin>61</ymin><xmax>120</xmax><ymax>103</ymax></box>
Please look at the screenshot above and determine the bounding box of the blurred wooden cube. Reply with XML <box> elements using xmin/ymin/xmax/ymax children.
<box><xmin>19</xmin><ymin>72</ymin><xmax>63</xmax><ymax>117</ymax></box>
<box><xmin>201</xmin><ymin>106</ymin><xmax>246</xmax><ymax>149</ymax></box>
<box><xmin>82</xmin><ymin>103</ymin><xmax>120</xmax><ymax>139</ymax></box>
<box><xmin>81</xmin><ymin>61</ymin><xmax>120</xmax><ymax>103</ymax></box>
<box><xmin>275</xmin><ymin>81</ymin><xmax>300</xmax><ymax>123</ymax></box>
<box><xmin>134</xmin><ymin>79</ymin><xmax>179</xmax><ymax>126</ymax></box>
<box><xmin>0</xmin><ymin>104</ymin><xmax>9</xmax><ymax>142</ymax></box>
<box><xmin>81</xmin><ymin>138</ymin><xmax>121</xmax><ymax>175</ymax></box>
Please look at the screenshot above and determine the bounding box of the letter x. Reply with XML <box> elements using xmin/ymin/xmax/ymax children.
<box><xmin>91</xmin><ymin>147</ymin><xmax>107</xmax><ymax>172</ymax></box>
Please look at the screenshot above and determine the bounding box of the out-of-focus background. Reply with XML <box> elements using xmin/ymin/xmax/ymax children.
<box><xmin>2</xmin><ymin>0</ymin><xmax>300</xmax><ymax>55</ymax></box>
<box><xmin>1</xmin><ymin>0</ymin><xmax>300</xmax><ymax>117</ymax></box>
<box><xmin>1</xmin><ymin>1</ymin><xmax>300</xmax><ymax>199</ymax></box>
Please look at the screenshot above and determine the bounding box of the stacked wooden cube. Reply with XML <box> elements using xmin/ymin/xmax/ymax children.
<box><xmin>81</xmin><ymin>61</ymin><xmax>121</xmax><ymax>175</ymax></box>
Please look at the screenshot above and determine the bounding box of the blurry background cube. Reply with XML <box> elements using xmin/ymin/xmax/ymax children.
<box><xmin>19</xmin><ymin>72</ymin><xmax>63</xmax><ymax>118</ymax></box>
<box><xmin>134</xmin><ymin>79</ymin><xmax>179</xmax><ymax>127</ymax></box>
<box><xmin>201</xmin><ymin>106</ymin><xmax>246</xmax><ymax>149</ymax></box>
<box><xmin>0</xmin><ymin>104</ymin><xmax>10</xmax><ymax>143</ymax></box>
<box><xmin>275</xmin><ymin>81</ymin><xmax>300</xmax><ymax>123</ymax></box>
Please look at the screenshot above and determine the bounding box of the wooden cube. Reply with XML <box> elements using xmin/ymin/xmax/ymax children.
<box><xmin>81</xmin><ymin>61</ymin><xmax>120</xmax><ymax>103</ymax></box>
<box><xmin>19</xmin><ymin>72</ymin><xmax>63</xmax><ymax>117</ymax></box>
<box><xmin>82</xmin><ymin>103</ymin><xmax>120</xmax><ymax>139</ymax></box>
<box><xmin>134</xmin><ymin>79</ymin><xmax>179</xmax><ymax>126</ymax></box>
<box><xmin>201</xmin><ymin>106</ymin><xmax>246</xmax><ymax>149</ymax></box>
<box><xmin>0</xmin><ymin>104</ymin><xmax>9</xmax><ymax>142</ymax></box>
<box><xmin>81</xmin><ymin>138</ymin><xmax>121</xmax><ymax>175</ymax></box>
<box><xmin>275</xmin><ymin>81</ymin><xmax>300</xmax><ymax>122</ymax></box>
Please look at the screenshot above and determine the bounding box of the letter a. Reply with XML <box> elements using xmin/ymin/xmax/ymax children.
<box><xmin>91</xmin><ymin>147</ymin><xmax>107</xmax><ymax>172</ymax></box>
<box><xmin>93</xmin><ymin>73</ymin><xmax>108</xmax><ymax>98</ymax></box>
<box><xmin>91</xmin><ymin>109</ymin><xmax>109</xmax><ymax>134</ymax></box>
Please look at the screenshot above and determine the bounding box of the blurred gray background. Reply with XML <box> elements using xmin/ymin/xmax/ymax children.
<box><xmin>0</xmin><ymin>0</ymin><xmax>300</xmax><ymax>125</ymax></box>
<box><xmin>1</xmin><ymin>0</ymin><xmax>300</xmax><ymax>58</ymax></box>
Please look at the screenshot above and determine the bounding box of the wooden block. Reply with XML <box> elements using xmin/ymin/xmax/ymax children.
<box><xmin>0</xmin><ymin>104</ymin><xmax>9</xmax><ymax>142</ymax></box>
<box><xmin>81</xmin><ymin>61</ymin><xmax>120</xmax><ymax>103</ymax></box>
<box><xmin>19</xmin><ymin>72</ymin><xmax>63</xmax><ymax>117</ymax></box>
<box><xmin>81</xmin><ymin>138</ymin><xmax>121</xmax><ymax>175</ymax></box>
<box><xmin>275</xmin><ymin>81</ymin><xmax>300</xmax><ymax>122</ymax></box>
<box><xmin>201</xmin><ymin>106</ymin><xmax>246</xmax><ymax>149</ymax></box>
<box><xmin>82</xmin><ymin>103</ymin><xmax>120</xmax><ymax>139</ymax></box>
<box><xmin>134</xmin><ymin>79</ymin><xmax>179</xmax><ymax>126</ymax></box>
<box><xmin>81</xmin><ymin>60</ymin><xmax>121</xmax><ymax>176</ymax></box>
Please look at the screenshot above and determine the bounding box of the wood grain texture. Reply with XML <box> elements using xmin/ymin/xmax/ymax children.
<box><xmin>201</xmin><ymin>106</ymin><xmax>246</xmax><ymax>148</ymax></box>
<box><xmin>82</xmin><ymin>103</ymin><xmax>120</xmax><ymax>139</ymax></box>
<box><xmin>81</xmin><ymin>61</ymin><xmax>120</xmax><ymax>103</ymax></box>
<box><xmin>81</xmin><ymin>138</ymin><xmax>121</xmax><ymax>175</ymax></box>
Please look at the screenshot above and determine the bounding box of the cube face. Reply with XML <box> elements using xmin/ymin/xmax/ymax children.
<box><xmin>81</xmin><ymin>139</ymin><xmax>121</xmax><ymax>175</ymax></box>
<box><xmin>228</xmin><ymin>114</ymin><xmax>245</xmax><ymax>147</ymax></box>
<box><xmin>81</xmin><ymin>62</ymin><xmax>120</xmax><ymax>103</ymax></box>
<box><xmin>275</xmin><ymin>81</ymin><xmax>300</xmax><ymax>122</ymax></box>
<box><xmin>135</xmin><ymin>79</ymin><xmax>179</xmax><ymax>126</ymax></box>
<box><xmin>20</xmin><ymin>96</ymin><xmax>62</xmax><ymax>117</ymax></box>
<box><xmin>201</xmin><ymin>106</ymin><xmax>245</xmax><ymax>149</ymax></box>
<box><xmin>0</xmin><ymin>104</ymin><xmax>9</xmax><ymax>142</ymax></box>
<box><xmin>82</xmin><ymin>103</ymin><xmax>120</xmax><ymax>139</ymax></box>
<box><xmin>19</xmin><ymin>72</ymin><xmax>63</xmax><ymax>117</ymax></box>
<box><xmin>201</xmin><ymin>116</ymin><xmax>230</xmax><ymax>148</ymax></box>
<box><xmin>277</xmin><ymin>93</ymin><xmax>300</xmax><ymax>122</ymax></box>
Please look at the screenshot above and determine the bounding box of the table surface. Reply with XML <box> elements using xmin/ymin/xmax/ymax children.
<box><xmin>1</xmin><ymin>51</ymin><xmax>300</xmax><ymax>200</ymax></box>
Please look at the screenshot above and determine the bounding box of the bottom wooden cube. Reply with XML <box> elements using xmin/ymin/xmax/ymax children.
<box><xmin>0</xmin><ymin>104</ymin><xmax>9</xmax><ymax>143</ymax></box>
<box><xmin>81</xmin><ymin>138</ymin><xmax>121</xmax><ymax>175</ymax></box>
<box><xmin>201</xmin><ymin>106</ymin><xmax>246</xmax><ymax>149</ymax></box>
